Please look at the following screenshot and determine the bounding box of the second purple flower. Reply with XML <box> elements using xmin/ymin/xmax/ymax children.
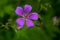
<box><xmin>15</xmin><ymin>4</ymin><xmax>38</xmax><ymax>29</ymax></box>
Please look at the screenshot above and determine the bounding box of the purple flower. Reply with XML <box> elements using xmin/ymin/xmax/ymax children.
<box><xmin>53</xmin><ymin>16</ymin><xmax>57</xmax><ymax>25</ymax></box>
<box><xmin>15</xmin><ymin>4</ymin><xmax>38</xmax><ymax>29</ymax></box>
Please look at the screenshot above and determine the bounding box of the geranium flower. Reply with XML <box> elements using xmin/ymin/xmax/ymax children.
<box><xmin>15</xmin><ymin>4</ymin><xmax>38</xmax><ymax>29</ymax></box>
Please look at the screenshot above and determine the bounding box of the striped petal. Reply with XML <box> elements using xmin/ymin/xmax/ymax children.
<box><xmin>28</xmin><ymin>12</ymin><xmax>38</xmax><ymax>20</ymax></box>
<box><xmin>24</xmin><ymin>4</ymin><xmax>32</xmax><ymax>14</ymax></box>
<box><xmin>16</xmin><ymin>18</ymin><xmax>24</xmax><ymax>29</ymax></box>
<box><xmin>26</xmin><ymin>19</ymin><xmax>34</xmax><ymax>28</ymax></box>
<box><xmin>15</xmin><ymin>7</ymin><xmax>24</xmax><ymax>16</ymax></box>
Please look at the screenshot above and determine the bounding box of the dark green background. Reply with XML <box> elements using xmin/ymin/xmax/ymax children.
<box><xmin>0</xmin><ymin>0</ymin><xmax>60</xmax><ymax>40</ymax></box>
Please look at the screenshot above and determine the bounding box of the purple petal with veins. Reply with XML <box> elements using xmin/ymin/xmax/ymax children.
<box><xmin>16</xmin><ymin>18</ymin><xmax>24</xmax><ymax>29</ymax></box>
<box><xmin>28</xmin><ymin>12</ymin><xmax>38</xmax><ymax>20</ymax></box>
<box><xmin>26</xmin><ymin>19</ymin><xmax>34</xmax><ymax>28</ymax></box>
<box><xmin>15</xmin><ymin>7</ymin><xmax>24</xmax><ymax>16</ymax></box>
<box><xmin>24</xmin><ymin>4</ymin><xmax>32</xmax><ymax>14</ymax></box>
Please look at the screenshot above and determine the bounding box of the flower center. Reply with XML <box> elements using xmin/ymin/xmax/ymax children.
<box><xmin>23</xmin><ymin>14</ymin><xmax>28</xmax><ymax>20</ymax></box>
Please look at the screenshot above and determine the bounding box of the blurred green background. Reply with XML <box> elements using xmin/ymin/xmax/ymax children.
<box><xmin>0</xmin><ymin>0</ymin><xmax>60</xmax><ymax>40</ymax></box>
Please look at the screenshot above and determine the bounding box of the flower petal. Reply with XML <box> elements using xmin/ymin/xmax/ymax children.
<box><xmin>28</xmin><ymin>12</ymin><xmax>38</xmax><ymax>20</ymax></box>
<box><xmin>26</xmin><ymin>19</ymin><xmax>34</xmax><ymax>28</ymax></box>
<box><xmin>17</xmin><ymin>25</ymin><xmax>23</xmax><ymax>29</ymax></box>
<box><xmin>16</xmin><ymin>18</ymin><xmax>24</xmax><ymax>29</ymax></box>
<box><xmin>15</xmin><ymin>7</ymin><xmax>23</xmax><ymax>16</ymax></box>
<box><xmin>24</xmin><ymin>4</ymin><xmax>32</xmax><ymax>14</ymax></box>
